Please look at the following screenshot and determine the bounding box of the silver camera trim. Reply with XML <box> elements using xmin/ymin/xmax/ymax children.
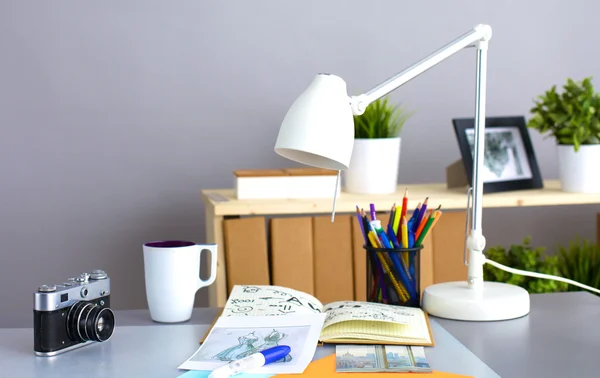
<box><xmin>35</xmin><ymin>341</ymin><xmax>94</xmax><ymax>357</ymax></box>
<box><xmin>34</xmin><ymin>272</ymin><xmax>110</xmax><ymax>312</ymax></box>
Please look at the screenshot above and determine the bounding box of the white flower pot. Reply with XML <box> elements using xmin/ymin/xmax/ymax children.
<box><xmin>344</xmin><ymin>138</ymin><xmax>401</xmax><ymax>194</ymax></box>
<box><xmin>557</xmin><ymin>144</ymin><xmax>600</xmax><ymax>193</ymax></box>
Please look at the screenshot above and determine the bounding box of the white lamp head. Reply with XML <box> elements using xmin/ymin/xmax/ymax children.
<box><xmin>274</xmin><ymin>74</ymin><xmax>355</xmax><ymax>170</ymax></box>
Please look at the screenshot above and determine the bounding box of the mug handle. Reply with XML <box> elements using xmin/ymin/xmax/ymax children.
<box><xmin>198</xmin><ymin>244</ymin><xmax>218</xmax><ymax>289</ymax></box>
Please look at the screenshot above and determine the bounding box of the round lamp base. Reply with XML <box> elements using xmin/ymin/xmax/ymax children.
<box><xmin>422</xmin><ymin>281</ymin><xmax>530</xmax><ymax>321</ymax></box>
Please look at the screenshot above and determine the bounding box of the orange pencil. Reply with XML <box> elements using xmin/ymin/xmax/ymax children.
<box><xmin>415</xmin><ymin>209</ymin><xmax>432</xmax><ymax>240</ymax></box>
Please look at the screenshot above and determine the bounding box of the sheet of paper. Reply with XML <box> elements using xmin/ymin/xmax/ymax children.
<box><xmin>273</xmin><ymin>354</ymin><xmax>474</xmax><ymax>378</ymax></box>
<box><xmin>322</xmin><ymin>301</ymin><xmax>421</xmax><ymax>328</ymax></box>
<box><xmin>177</xmin><ymin>370</ymin><xmax>272</xmax><ymax>378</ymax></box>
<box><xmin>179</xmin><ymin>313</ymin><xmax>326</xmax><ymax>374</ymax></box>
<box><xmin>221</xmin><ymin>285</ymin><xmax>323</xmax><ymax>317</ymax></box>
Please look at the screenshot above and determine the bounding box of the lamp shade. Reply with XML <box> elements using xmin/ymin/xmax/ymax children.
<box><xmin>274</xmin><ymin>74</ymin><xmax>355</xmax><ymax>170</ymax></box>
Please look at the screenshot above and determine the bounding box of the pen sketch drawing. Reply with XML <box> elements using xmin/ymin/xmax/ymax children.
<box><xmin>190</xmin><ymin>325</ymin><xmax>311</xmax><ymax>365</ymax></box>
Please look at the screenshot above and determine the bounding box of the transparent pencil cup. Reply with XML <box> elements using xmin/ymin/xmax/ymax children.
<box><xmin>364</xmin><ymin>245</ymin><xmax>423</xmax><ymax>308</ymax></box>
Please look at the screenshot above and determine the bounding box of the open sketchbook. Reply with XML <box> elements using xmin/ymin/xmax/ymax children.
<box><xmin>206</xmin><ymin>285</ymin><xmax>434</xmax><ymax>346</ymax></box>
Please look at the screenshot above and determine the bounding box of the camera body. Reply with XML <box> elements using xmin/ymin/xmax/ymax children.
<box><xmin>33</xmin><ymin>269</ymin><xmax>115</xmax><ymax>356</ymax></box>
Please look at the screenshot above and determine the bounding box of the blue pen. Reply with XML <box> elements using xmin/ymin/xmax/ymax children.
<box><xmin>208</xmin><ymin>345</ymin><xmax>291</xmax><ymax>378</ymax></box>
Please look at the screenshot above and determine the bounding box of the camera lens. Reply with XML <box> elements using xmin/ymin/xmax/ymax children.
<box><xmin>66</xmin><ymin>301</ymin><xmax>115</xmax><ymax>343</ymax></box>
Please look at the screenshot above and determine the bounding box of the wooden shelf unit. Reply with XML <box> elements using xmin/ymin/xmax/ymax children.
<box><xmin>201</xmin><ymin>180</ymin><xmax>600</xmax><ymax>307</ymax></box>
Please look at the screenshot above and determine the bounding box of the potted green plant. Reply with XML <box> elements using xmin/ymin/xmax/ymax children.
<box><xmin>344</xmin><ymin>96</ymin><xmax>413</xmax><ymax>194</ymax></box>
<box><xmin>557</xmin><ymin>237</ymin><xmax>600</xmax><ymax>294</ymax></box>
<box><xmin>527</xmin><ymin>77</ymin><xmax>600</xmax><ymax>193</ymax></box>
<box><xmin>483</xmin><ymin>237</ymin><xmax>567</xmax><ymax>293</ymax></box>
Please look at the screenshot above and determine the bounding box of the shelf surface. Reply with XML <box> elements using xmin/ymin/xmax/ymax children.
<box><xmin>201</xmin><ymin>180</ymin><xmax>600</xmax><ymax>216</ymax></box>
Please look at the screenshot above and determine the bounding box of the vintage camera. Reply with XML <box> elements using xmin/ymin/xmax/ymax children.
<box><xmin>33</xmin><ymin>269</ymin><xmax>115</xmax><ymax>356</ymax></box>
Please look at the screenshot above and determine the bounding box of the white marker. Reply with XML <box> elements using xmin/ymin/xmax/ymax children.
<box><xmin>208</xmin><ymin>345</ymin><xmax>291</xmax><ymax>378</ymax></box>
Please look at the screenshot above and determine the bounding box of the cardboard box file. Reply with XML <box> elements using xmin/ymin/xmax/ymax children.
<box><xmin>223</xmin><ymin>217</ymin><xmax>270</xmax><ymax>291</ymax></box>
<box><xmin>312</xmin><ymin>215</ymin><xmax>354</xmax><ymax>303</ymax></box>
<box><xmin>270</xmin><ymin>217</ymin><xmax>315</xmax><ymax>295</ymax></box>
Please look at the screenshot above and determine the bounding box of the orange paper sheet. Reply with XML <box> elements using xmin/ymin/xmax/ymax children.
<box><xmin>273</xmin><ymin>355</ymin><xmax>473</xmax><ymax>378</ymax></box>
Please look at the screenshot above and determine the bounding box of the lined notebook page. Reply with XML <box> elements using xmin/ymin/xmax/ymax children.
<box><xmin>320</xmin><ymin>317</ymin><xmax>430</xmax><ymax>343</ymax></box>
<box><xmin>322</xmin><ymin>301</ymin><xmax>421</xmax><ymax>328</ymax></box>
<box><xmin>221</xmin><ymin>285</ymin><xmax>323</xmax><ymax>317</ymax></box>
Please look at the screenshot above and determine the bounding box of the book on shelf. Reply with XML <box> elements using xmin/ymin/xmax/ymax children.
<box><xmin>202</xmin><ymin>285</ymin><xmax>434</xmax><ymax>347</ymax></box>
<box><xmin>234</xmin><ymin>168</ymin><xmax>340</xmax><ymax>199</ymax></box>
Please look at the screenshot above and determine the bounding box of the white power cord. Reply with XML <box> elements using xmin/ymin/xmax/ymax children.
<box><xmin>485</xmin><ymin>257</ymin><xmax>600</xmax><ymax>295</ymax></box>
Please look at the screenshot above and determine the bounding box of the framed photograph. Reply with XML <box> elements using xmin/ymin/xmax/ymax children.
<box><xmin>452</xmin><ymin>116</ymin><xmax>543</xmax><ymax>194</ymax></box>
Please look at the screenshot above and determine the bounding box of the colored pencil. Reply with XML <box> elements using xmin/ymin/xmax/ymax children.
<box><xmin>401</xmin><ymin>216</ymin><xmax>409</xmax><ymax>249</ymax></box>
<box><xmin>401</xmin><ymin>216</ymin><xmax>409</xmax><ymax>266</ymax></box>
<box><xmin>400</xmin><ymin>188</ymin><xmax>408</xmax><ymax>222</ymax></box>
<box><xmin>355</xmin><ymin>206</ymin><xmax>368</xmax><ymax>245</ymax></box>
<box><xmin>388</xmin><ymin>203</ymin><xmax>396</xmax><ymax>231</ymax></box>
<box><xmin>414</xmin><ymin>197</ymin><xmax>428</xmax><ymax>232</ymax></box>
<box><xmin>415</xmin><ymin>209</ymin><xmax>432</xmax><ymax>240</ymax></box>
<box><xmin>409</xmin><ymin>202</ymin><xmax>421</xmax><ymax>223</ymax></box>
<box><xmin>415</xmin><ymin>213</ymin><xmax>436</xmax><ymax>247</ymax></box>
<box><xmin>431</xmin><ymin>210</ymin><xmax>443</xmax><ymax>229</ymax></box>
<box><xmin>392</xmin><ymin>203</ymin><xmax>402</xmax><ymax>235</ymax></box>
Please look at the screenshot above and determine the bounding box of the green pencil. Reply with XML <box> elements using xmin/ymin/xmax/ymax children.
<box><xmin>415</xmin><ymin>215</ymin><xmax>436</xmax><ymax>247</ymax></box>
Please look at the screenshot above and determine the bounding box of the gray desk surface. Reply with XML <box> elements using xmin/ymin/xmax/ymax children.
<box><xmin>434</xmin><ymin>291</ymin><xmax>600</xmax><ymax>378</ymax></box>
<box><xmin>0</xmin><ymin>308</ymin><xmax>498</xmax><ymax>377</ymax></box>
<box><xmin>2</xmin><ymin>292</ymin><xmax>598</xmax><ymax>377</ymax></box>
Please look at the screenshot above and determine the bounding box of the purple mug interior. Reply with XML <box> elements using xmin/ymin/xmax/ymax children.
<box><xmin>144</xmin><ymin>240</ymin><xmax>195</xmax><ymax>248</ymax></box>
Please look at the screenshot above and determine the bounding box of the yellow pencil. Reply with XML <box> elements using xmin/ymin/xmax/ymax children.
<box><xmin>368</xmin><ymin>231</ymin><xmax>381</xmax><ymax>248</ymax></box>
<box><xmin>401</xmin><ymin>216</ymin><xmax>409</xmax><ymax>249</ymax></box>
<box><xmin>401</xmin><ymin>216</ymin><xmax>409</xmax><ymax>266</ymax></box>
<box><xmin>392</xmin><ymin>203</ymin><xmax>402</xmax><ymax>235</ymax></box>
<box><xmin>376</xmin><ymin>252</ymin><xmax>410</xmax><ymax>302</ymax></box>
<box><xmin>367</xmin><ymin>231</ymin><xmax>409</xmax><ymax>302</ymax></box>
<box><xmin>431</xmin><ymin>210</ymin><xmax>443</xmax><ymax>229</ymax></box>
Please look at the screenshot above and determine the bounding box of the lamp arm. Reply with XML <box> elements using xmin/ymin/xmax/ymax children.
<box><xmin>350</xmin><ymin>24</ymin><xmax>492</xmax><ymax>291</ymax></box>
<box><xmin>349</xmin><ymin>24</ymin><xmax>492</xmax><ymax>115</ymax></box>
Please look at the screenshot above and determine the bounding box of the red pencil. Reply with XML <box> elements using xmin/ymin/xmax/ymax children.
<box><xmin>401</xmin><ymin>188</ymin><xmax>408</xmax><ymax>221</ymax></box>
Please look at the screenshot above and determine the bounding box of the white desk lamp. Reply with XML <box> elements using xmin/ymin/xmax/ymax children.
<box><xmin>274</xmin><ymin>24</ymin><xmax>531</xmax><ymax>321</ymax></box>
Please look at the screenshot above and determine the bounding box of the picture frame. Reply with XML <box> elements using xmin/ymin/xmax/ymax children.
<box><xmin>452</xmin><ymin>116</ymin><xmax>543</xmax><ymax>194</ymax></box>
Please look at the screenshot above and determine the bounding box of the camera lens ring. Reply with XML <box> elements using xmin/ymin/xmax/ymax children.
<box><xmin>76</xmin><ymin>302</ymin><xmax>94</xmax><ymax>342</ymax></box>
<box><xmin>66</xmin><ymin>301</ymin><xmax>88</xmax><ymax>342</ymax></box>
<box><xmin>66</xmin><ymin>300</ymin><xmax>115</xmax><ymax>343</ymax></box>
<box><xmin>82</xmin><ymin>303</ymin><xmax>94</xmax><ymax>341</ymax></box>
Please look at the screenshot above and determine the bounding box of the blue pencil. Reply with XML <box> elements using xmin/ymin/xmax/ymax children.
<box><xmin>388</xmin><ymin>223</ymin><xmax>412</xmax><ymax>280</ymax></box>
<box><xmin>414</xmin><ymin>197</ymin><xmax>428</xmax><ymax>232</ymax></box>
<box><xmin>408</xmin><ymin>202</ymin><xmax>421</xmax><ymax>224</ymax></box>
<box><xmin>355</xmin><ymin>206</ymin><xmax>368</xmax><ymax>245</ymax></box>
<box><xmin>378</xmin><ymin>228</ymin><xmax>416</xmax><ymax>299</ymax></box>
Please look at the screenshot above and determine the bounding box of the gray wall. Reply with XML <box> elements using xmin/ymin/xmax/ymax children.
<box><xmin>2</xmin><ymin>0</ymin><xmax>599</xmax><ymax>327</ymax></box>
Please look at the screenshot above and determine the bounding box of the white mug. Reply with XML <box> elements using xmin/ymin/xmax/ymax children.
<box><xmin>143</xmin><ymin>240</ymin><xmax>217</xmax><ymax>323</ymax></box>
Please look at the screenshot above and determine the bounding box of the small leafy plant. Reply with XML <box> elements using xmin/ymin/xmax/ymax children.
<box><xmin>527</xmin><ymin>77</ymin><xmax>600</xmax><ymax>151</ymax></box>
<box><xmin>483</xmin><ymin>236</ymin><xmax>567</xmax><ymax>293</ymax></box>
<box><xmin>353</xmin><ymin>97</ymin><xmax>413</xmax><ymax>139</ymax></box>
<box><xmin>557</xmin><ymin>237</ymin><xmax>600</xmax><ymax>295</ymax></box>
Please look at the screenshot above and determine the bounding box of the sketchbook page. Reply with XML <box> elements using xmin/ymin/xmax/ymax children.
<box><xmin>178</xmin><ymin>313</ymin><xmax>326</xmax><ymax>374</ymax></box>
<box><xmin>321</xmin><ymin>301</ymin><xmax>423</xmax><ymax>328</ymax></box>
<box><xmin>221</xmin><ymin>285</ymin><xmax>323</xmax><ymax>317</ymax></box>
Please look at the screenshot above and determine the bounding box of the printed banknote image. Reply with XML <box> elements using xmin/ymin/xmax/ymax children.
<box><xmin>335</xmin><ymin>344</ymin><xmax>432</xmax><ymax>373</ymax></box>
<box><xmin>335</xmin><ymin>345</ymin><xmax>381</xmax><ymax>371</ymax></box>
